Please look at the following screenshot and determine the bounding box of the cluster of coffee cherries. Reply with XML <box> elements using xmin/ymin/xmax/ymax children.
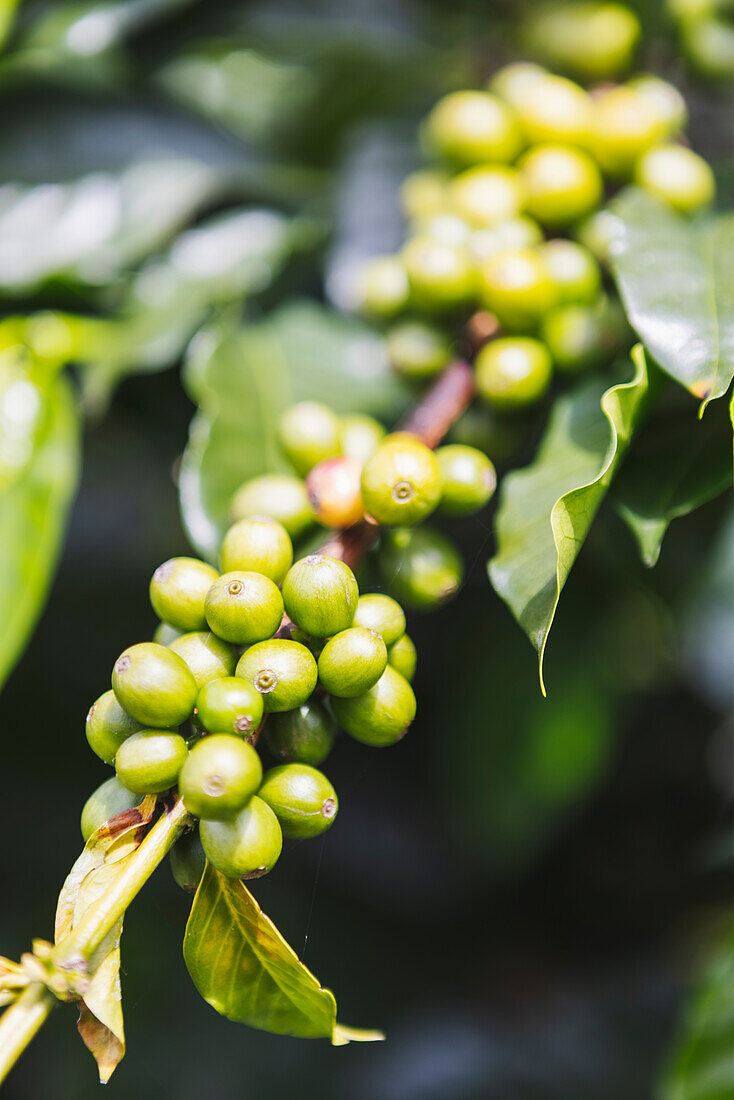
<box><xmin>355</xmin><ymin>63</ymin><xmax>714</xmax><ymax>417</ymax></box>
<box><xmin>79</xmin><ymin>402</ymin><xmax>494</xmax><ymax>886</ymax></box>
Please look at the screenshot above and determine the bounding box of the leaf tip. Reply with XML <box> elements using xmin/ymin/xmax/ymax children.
<box><xmin>332</xmin><ymin>1023</ymin><xmax>385</xmax><ymax>1046</ymax></box>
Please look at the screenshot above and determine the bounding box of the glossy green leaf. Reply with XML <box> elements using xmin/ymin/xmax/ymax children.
<box><xmin>184</xmin><ymin>863</ymin><xmax>383</xmax><ymax>1043</ymax></box>
<box><xmin>614</xmin><ymin>393</ymin><xmax>733</xmax><ymax>567</ymax></box>
<box><xmin>0</xmin><ymin>370</ymin><xmax>80</xmax><ymax>691</ymax></box>
<box><xmin>55</xmin><ymin>797</ymin><xmax>156</xmax><ymax>1084</ymax></box>
<box><xmin>489</xmin><ymin>345</ymin><xmax>649</xmax><ymax>691</ymax></box>
<box><xmin>610</xmin><ymin>188</ymin><xmax>734</xmax><ymax>409</ymax></box>
<box><xmin>179</xmin><ymin>301</ymin><xmax>410</xmax><ymax>559</ymax></box>
<box><xmin>660</xmin><ymin>916</ymin><xmax>734</xmax><ymax>1100</ymax></box>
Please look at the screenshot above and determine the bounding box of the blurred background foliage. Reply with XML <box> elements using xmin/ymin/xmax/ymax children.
<box><xmin>0</xmin><ymin>0</ymin><xmax>734</xmax><ymax>1097</ymax></box>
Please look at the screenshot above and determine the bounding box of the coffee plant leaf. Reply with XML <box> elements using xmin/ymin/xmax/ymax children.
<box><xmin>489</xmin><ymin>345</ymin><xmax>649</xmax><ymax>692</ymax></box>
<box><xmin>610</xmin><ymin>188</ymin><xmax>734</xmax><ymax>411</ymax></box>
<box><xmin>184</xmin><ymin>862</ymin><xmax>383</xmax><ymax>1042</ymax></box>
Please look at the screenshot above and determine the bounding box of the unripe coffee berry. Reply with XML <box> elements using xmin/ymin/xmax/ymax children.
<box><xmin>424</xmin><ymin>90</ymin><xmax>524</xmax><ymax>166</ymax></box>
<box><xmin>380</xmin><ymin>526</ymin><xmax>464</xmax><ymax>610</ymax></box>
<box><xmin>510</xmin><ymin>73</ymin><xmax>593</xmax><ymax>147</ymax></box>
<box><xmin>591</xmin><ymin>86</ymin><xmax>665</xmax><ymax>176</ymax></box>
<box><xmin>475</xmin><ymin>337</ymin><xmax>553</xmax><ymax>409</ymax></box>
<box><xmin>112</xmin><ymin>642</ymin><xmax>198</xmax><ymax>727</ymax></box>
<box><xmin>115</xmin><ymin>729</ymin><xmax>189</xmax><ymax>794</ymax></box>
<box><xmin>627</xmin><ymin>75</ymin><xmax>687</xmax><ymax>135</ymax></box>
<box><xmin>357</xmin><ymin>255</ymin><xmax>410</xmax><ymax>318</ymax></box>
<box><xmin>318</xmin><ymin>627</ymin><xmax>388</xmax><ymax>698</ymax></box>
<box><xmin>149</xmin><ymin>557</ymin><xmax>219</xmax><ymax>633</ymax></box>
<box><xmin>80</xmin><ymin>777</ymin><xmax>138</xmax><ymax>842</ymax></box>
<box><xmin>478</xmin><ymin>248</ymin><xmax>558</xmax><ymax>332</ymax></box>
<box><xmin>331</xmin><ymin>665</ymin><xmax>416</xmax><ymax>747</ymax></box>
<box><xmin>200</xmin><ymin>796</ymin><xmax>282</xmax><ymax>879</ymax></box>
<box><xmin>541</xmin><ymin>299</ymin><xmax>624</xmax><ymax>373</ymax></box>
<box><xmin>469</xmin><ymin>216</ymin><xmax>543</xmax><ymax>263</ymax></box>
<box><xmin>179</xmin><ymin>734</ymin><xmax>262</xmax><ymax>820</ymax></box>
<box><xmin>205</xmin><ymin>571</ymin><xmax>284</xmax><ymax>645</ymax></box>
<box><xmin>153</xmin><ymin>622</ymin><xmax>181</xmax><ymax>646</ymax></box>
<box><xmin>361</xmin><ymin>435</ymin><xmax>442</xmax><ymax>527</ymax></box>
<box><xmin>196</xmin><ymin>676</ymin><xmax>264</xmax><ymax>736</ymax></box>
<box><xmin>436</xmin><ymin>444</ymin><xmax>497</xmax><ymax>515</ymax></box>
<box><xmin>236</xmin><ymin>639</ymin><xmax>318</xmax><ymax>712</ymax></box>
<box><xmin>489</xmin><ymin>61</ymin><xmax>547</xmax><ymax>105</ymax></box>
<box><xmin>388</xmin><ymin>633</ymin><xmax>417</xmax><ymax>683</ymax></box>
<box><xmin>519</xmin><ymin>144</ymin><xmax>602</xmax><ymax>227</ymax></box>
<box><xmin>265</xmin><ymin>700</ymin><xmax>337</xmax><ymax>766</ymax></box>
<box><xmin>86</xmin><ymin>689</ymin><xmax>142</xmax><ymax>764</ymax></box>
<box><xmin>282</xmin><ymin>555</ymin><xmax>359</xmax><ymax>637</ymax></box>
<box><xmin>402</xmin><ymin>237</ymin><xmax>476</xmax><ymax>311</ymax></box>
<box><xmin>400</xmin><ymin>168</ymin><xmax>449</xmax><ymax>222</ymax></box>
<box><xmin>634</xmin><ymin>144</ymin><xmax>715</xmax><ymax>214</ymax></box>
<box><xmin>220</xmin><ymin>517</ymin><xmax>293</xmax><ymax>585</ymax></box>
<box><xmin>386</xmin><ymin>320</ymin><xmax>451</xmax><ymax>379</ymax></box>
<box><xmin>306</xmin><ymin>457</ymin><xmax>365</xmax><ymax>529</ymax></box>
<box><xmin>168</xmin><ymin>631</ymin><xmax>237</xmax><ymax>689</ymax></box>
<box><xmin>230</xmin><ymin>474</ymin><xmax>314</xmax><ymax>539</ymax></box>
<box><xmin>540</xmin><ymin>240</ymin><xmax>601</xmax><ymax>305</ymax></box>
<box><xmin>339</xmin><ymin>414</ymin><xmax>386</xmax><ymax>464</ymax></box>
<box><xmin>170</xmin><ymin>830</ymin><xmax>206</xmax><ymax>893</ymax></box>
<box><xmin>258</xmin><ymin>764</ymin><xmax>338</xmax><ymax>839</ymax></box>
<box><xmin>278</xmin><ymin>401</ymin><xmax>342</xmax><ymax>476</ymax></box>
<box><xmin>448</xmin><ymin>166</ymin><xmax>526</xmax><ymax>227</ymax></box>
<box><xmin>352</xmin><ymin>593</ymin><xmax>406</xmax><ymax>646</ymax></box>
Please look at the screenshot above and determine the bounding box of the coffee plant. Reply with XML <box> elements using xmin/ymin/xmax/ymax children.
<box><xmin>1</xmin><ymin>1</ymin><xmax>734</xmax><ymax>1095</ymax></box>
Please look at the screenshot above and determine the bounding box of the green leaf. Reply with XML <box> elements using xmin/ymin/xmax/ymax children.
<box><xmin>0</xmin><ymin>368</ymin><xmax>80</xmax><ymax>691</ymax></box>
<box><xmin>184</xmin><ymin>863</ymin><xmax>383</xmax><ymax>1043</ymax></box>
<box><xmin>610</xmin><ymin>188</ymin><xmax>734</xmax><ymax>409</ymax></box>
<box><xmin>659</xmin><ymin>916</ymin><xmax>734</xmax><ymax>1100</ymax></box>
<box><xmin>55</xmin><ymin>797</ymin><xmax>157</xmax><ymax>1084</ymax></box>
<box><xmin>613</xmin><ymin>392</ymin><xmax>733</xmax><ymax>567</ymax></box>
<box><xmin>179</xmin><ymin>301</ymin><xmax>409</xmax><ymax>558</ymax></box>
<box><xmin>489</xmin><ymin>345</ymin><xmax>649</xmax><ymax>691</ymax></box>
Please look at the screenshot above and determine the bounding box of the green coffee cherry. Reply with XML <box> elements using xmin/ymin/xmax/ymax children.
<box><xmin>447</xmin><ymin>405</ymin><xmax>524</xmax><ymax>461</ymax></box>
<box><xmin>388</xmin><ymin>634</ymin><xmax>417</xmax><ymax>683</ymax></box>
<box><xmin>200</xmin><ymin>796</ymin><xmax>282</xmax><ymax>879</ymax></box>
<box><xmin>627</xmin><ymin>75</ymin><xmax>687</xmax><ymax>135</ymax></box>
<box><xmin>416</xmin><ymin>212</ymin><xmax>473</xmax><ymax>248</ymax></box>
<box><xmin>540</xmin><ymin>240</ymin><xmax>601</xmax><ymax>305</ymax></box>
<box><xmin>339</xmin><ymin>414</ymin><xmax>386</xmax><ymax>464</ymax></box>
<box><xmin>332</xmin><ymin>665</ymin><xmax>416</xmax><ymax>747</ymax></box>
<box><xmin>149</xmin><ymin>557</ymin><xmax>219</xmax><ymax>634</ymax></box>
<box><xmin>436</xmin><ymin>444</ymin><xmax>497</xmax><ymax>515</ymax></box>
<box><xmin>361</xmin><ymin>435</ymin><xmax>442</xmax><ymax>527</ymax></box>
<box><xmin>265</xmin><ymin>701</ymin><xmax>337</xmax><ymax>766</ymax></box>
<box><xmin>204</xmin><ymin>571</ymin><xmax>284</xmax><ymax>645</ymax></box>
<box><xmin>634</xmin><ymin>144</ymin><xmax>715</xmax><ymax>214</ymax></box>
<box><xmin>115</xmin><ymin>729</ymin><xmax>189</xmax><ymax>794</ymax></box>
<box><xmin>282</xmin><ymin>555</ymin><xmax>359</xmax><ymax>637</ymax></box>
<box><xmin>236</xmin><ymin>639</ymin><xmax>318</xmax><ymax>712</ymax></box>
<box><xmin>524</xmin><ymin>3</ymin><xmax>641</xmax><ymax>81</ymax></box>
<box><xmin>278</xmin><ymin>401</ymin><xmax>342</xmax><ymax>476</ymax></box>
<box><xmin>489</xmin><ymin>61</ymin><xmax>547</xmax><ymax>104</ymax></box>
<box><xmin>510</xmin><ymin>73</ymin><xmax>593</xmax><ymax>146</ymax></box>
<box><xmin>318</xmin><ymin>627</ymin><xmax>388</xmax><ymax>698</ymax></box>
<box><xmin>306</xmin><ymin>457</ymin><xmax>365</xmax><ymax>529</ymax></box>
<box><xmin>86</xmin><ymin>689</ymin><xmax>142</xmax><ymax>764</ymax></box>
<box><xmin>591</xmin><ymin>86</ymin><xmax>666</xmax><ymax>176</ymax></box>
<box><xmin>80</xmin><ymin>777</ymin><xmax>138</xmax><ymax>842</ymax></box>
<box><xmin>230</xmin><ymin>474</ymin><xmax>314</xmax><ymax>539</ymax></box>
<box><xmin>681</xmin><ymin>15</ymin><xmax>734</xmax><ymax>81</ymax></box>
<box><xmin>168</xmin><ymin>631</ymin><xmax>237</xmax><ymax>690</ymax></box>
<box><xmin>357</xmin><ymin>255</ymin><xmax>410</xmax><ymax>318</ymax></box>
<box><xmin>519</xmin><ymin>145</ymin><xmax>602</xmax><ymax>227</ymax></box>
<box><xmin>424</xmin><ymin>90</ymin><xmax>524</xmax><ymax>166</ymax></box>
<box><xmin>380</xmin><ymin>526</ymin><xmax>464</xmax><ymax>610</ymax></box>
<box><xmin>448</xmin><ymin>166</ymin><xmax>526</xmax><ymax>228</ymax></box>
<box><xmin>220</xmin><ymin>517</ymin><xmax>293</xmax><ymax>585</ymax></box>
<box><xmin>179</xmin><ymin>734</ymin><xmax>262</xmax><ymax>820</ymax></box>
<box><xmin>469</xmin><ymin>216</ymin><xmax>543</xmax><ymax>263</ymax></box>
<box><xmin>153</xmin><ymin>622</ymin><xmax>181</xmax><ymax>646</ymax></box>
<box><xmin>573</xmin><ymin>208</ymin><xmax>621</xmax><ymax>265</ymax></box>
<box><xmin>478</xmin><ymin>248</ymin><xmax>558</xmax><ymax>332</ymax></box>
<box><xmin>541</xmin><ymin>298</ymin><xmax>626</xmax><ymax>373</ymax></box>
<box><xmin>258</xmin><ymin>764</ymin><xmax>338</xmax><ymax>839</ymax></box>
<box><xmin>169</xmin><ymin>830</ymin><xmax>206</xmax><ymax>893</ymax></box>
<box><xmin>386</xmin><ymin>321</ymin><xmax>452</xmax><ymax>379</ymax></box>
<box><xmin>475</xmin><ymin>336</ymin><xmax>553</xmax><ymax>409</ymax></box>
<box><xmin>112</xmin><ymin>642</ymin><xmax>197</xmax><ymax>727</ymax></box>
<box><xmin>352</xmin><ymin>593</ymin><xmax>406</xmax><ymax>646</ymax></box>
<box><xmin>402</xmin><ymin>237</ymin><xmax>476</xmax><ymax>311</ymax></box>
<box><xmin>400</xmin><ymin>168</ymin><xmax>449</xmax><ymax>222</ymax></box>
<box><xmin>196</xmin><ymin>676</ymin><xmax>264</xmax><ymax>736</ymax></box>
